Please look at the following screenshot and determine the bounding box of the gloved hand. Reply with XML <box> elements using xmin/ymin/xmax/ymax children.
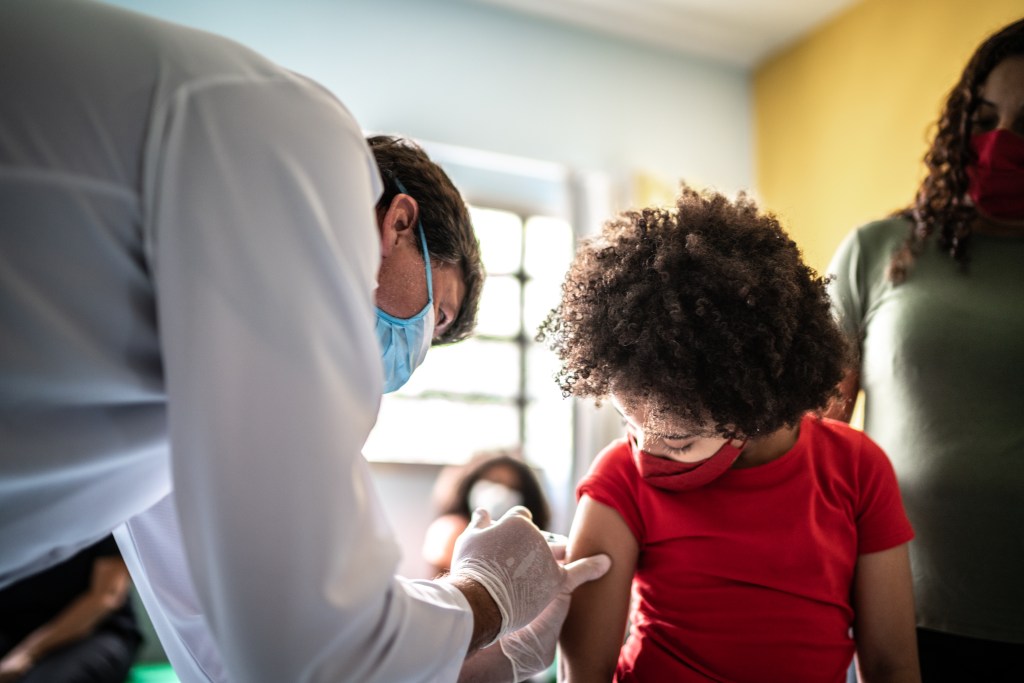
<box><xmin>451</xmin><ymin>506</ymin><xmax>566</xmax><ymax>641</ymax></box>
<box><xmin>456</xmin><ymin>554</ymin><xmax>611</xmax><ymax>683</ymax></box>
<box><xmin>450</xmin><ymin>507</ymin><xmax>611</xmax><ymax>683</ymax></box>
<box><xmin>451</xmin><ymin>507</ymin><xmax>562</xmax><ymax>639</ymax></box>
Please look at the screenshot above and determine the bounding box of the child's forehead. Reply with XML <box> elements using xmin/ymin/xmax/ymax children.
<box><xmin>609</xmin><ymin>392</ymin><xmax>708</xmax><ymax>437</ymax></box>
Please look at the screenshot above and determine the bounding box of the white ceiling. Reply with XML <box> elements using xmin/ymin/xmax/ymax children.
<box><xmin>466</xmin><ymin>0</ymin><xmax>859</xmax><ymax>68</ymax></box>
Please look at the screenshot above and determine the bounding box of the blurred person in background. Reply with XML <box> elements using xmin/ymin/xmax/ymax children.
<box><xmin>424</xmin><ymin>449</ymin><xmax>552</xmax><ymax>576</ymax></box>
<box><xmin>0</xmin><ymin>535</ymin><xmax>140</xmax><ymax>683</ymax></box>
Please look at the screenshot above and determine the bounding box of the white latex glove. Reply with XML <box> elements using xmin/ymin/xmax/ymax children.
<box><xmin>457</xmin><ymin>554</ymin><xmax>611</xmax><ymax>683</ymax></box>
<box><xmin>450</xmin><ymin>506</ymin><xmax>565</xmax><ymax>642</ymax></box>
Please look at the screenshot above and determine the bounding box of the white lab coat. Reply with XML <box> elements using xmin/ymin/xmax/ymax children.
<box><xmin>0</xmin><ymin>1</ymin><xmax>472</xmax><ymax>680</ymax></box>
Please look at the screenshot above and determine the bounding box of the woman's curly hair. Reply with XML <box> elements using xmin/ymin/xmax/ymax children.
<box><xmin>889</xmin><ymin>18</ymin><xmax>1024</xmax><ymax>283</ymax></box>
<box><xmin>538</xmin><ymin>185</ymin><xmax>850</xmax><ymax>439</ymax></box>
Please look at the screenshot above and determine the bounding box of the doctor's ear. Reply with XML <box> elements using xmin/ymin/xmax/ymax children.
<box><xmin>378</xmin><ymin>193</ymin><xmax>420</xmax><ymax>259</ymax></box>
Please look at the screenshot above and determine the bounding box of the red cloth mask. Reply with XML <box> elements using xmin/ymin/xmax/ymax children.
<box><xmin>628</xmin><ymin>434</ymin><xmax>745</xmax><ymax>492</ymax></box>
<box><xmin>967</xmin><ymin>129</ymin><xmax>1024</xmax><ymax>221</ymax></box>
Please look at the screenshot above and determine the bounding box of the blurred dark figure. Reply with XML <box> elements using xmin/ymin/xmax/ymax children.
<box><xmin>0</xmin><ymin>535</ymin><xmax>141</xmax><ymax>683</ymax></box>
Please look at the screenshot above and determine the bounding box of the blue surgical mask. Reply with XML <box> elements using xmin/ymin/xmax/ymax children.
<box><xmin>375</xmin><ymin>180</ymin><xmax>435</xmax><ymax>393</ymax></box>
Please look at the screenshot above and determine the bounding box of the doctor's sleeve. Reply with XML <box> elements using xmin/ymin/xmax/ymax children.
<box><xmin>142</xmin><ymin>76</ymin><xmax>473</xmax><ymax>683</ymax></box>
<box><xmin>115</xmin><ymin>496</ymin><xmax>228</xmax><ymax>683</ymax></box>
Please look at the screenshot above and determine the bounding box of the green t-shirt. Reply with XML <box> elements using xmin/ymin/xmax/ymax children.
<box><xmin>828</xmin><ymin>217</ymin><xmax>1024</xmax><ymax>643</ymax></box>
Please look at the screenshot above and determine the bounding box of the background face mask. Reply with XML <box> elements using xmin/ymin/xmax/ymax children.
<box><xmin>468</xmin><ymin>480</ymin><xmax>525</xmax><ymax>519</ymax></box>
<box><xmin>375</xmin><ymin>182</ymin><xmax>435</xmax><ymax>393</ymax></box>
<box><xmin>968</xmin><ymin>129</ymin><xmax>1024</xmax><ymax>221</ymax></box>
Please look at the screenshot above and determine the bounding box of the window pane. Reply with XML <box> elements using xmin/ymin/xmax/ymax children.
<box><xmin>524</xmin><ymin>280</ymin><xmax>564</xmax><ymax>340</ymax></box>
<box><xmin>524</xmin><ymin>391</ymin><xmax>574</xmax><ymax>479</ymax></box>
<box><xmin>524</xmin><ymin>345</ymin><xmax>575</xmax><ymax>530</ymax></box>
<box><xmin>523</xmin><ymin>215</ymin><xmax>574</xmax><ymax>338</ymax></box>
<box><xmin>526</xmin><ymin>343</ymin><xmax>564</xmax><ymax>402</ymax></box>
<box><xmin>524</xmin><ymin>215</ymin><xmax>573</xmax><ymax>282</ymax></box>
<box><xmin>471</xmin><ymin>206</ymin><xmax>522</xmax><ymax>275</ymax></box>
<box><xmin>365</xmin><ymin>204</ymin><xmax>577</xmax><ymax>467</ymax></box>
<box><xmin>365</xmin><ymin>398</ymin><xmax>520</xmax><ymax>464</ymax></box>
<box><xmin>395</xmin><ymin>338</ymin><xmax>521</xmax><ymax>399</ymax></box>
<box><xmin>475</xmin><ymin>275</ymin><xmax>522</xmax><ymax>338</ymax></box>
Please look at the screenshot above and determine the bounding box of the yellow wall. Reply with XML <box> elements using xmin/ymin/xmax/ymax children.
<box><xmin>754</xmin><ymin>0</ymin><xmax>1022</xmax><ymax>273</ymax></box>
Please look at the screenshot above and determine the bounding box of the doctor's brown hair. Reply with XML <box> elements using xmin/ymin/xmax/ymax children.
<box><xmin>368</xmin><ymin>135</ymin><xmax>484</xmax><ymax>345</ymax></box>
<box><xmin>539</xmin><ymin>184</ymin><xmax>849</xmax><ymax>439</ymax></box>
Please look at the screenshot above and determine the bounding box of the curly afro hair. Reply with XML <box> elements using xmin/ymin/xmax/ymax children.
<box><xmin>538</xmin><ymin>185</ymin><xmax>850</xmax><ymax>439</ymax></box>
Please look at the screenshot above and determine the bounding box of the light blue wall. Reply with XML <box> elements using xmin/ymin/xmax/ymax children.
<box><xmin>103</xmin><ymin>0</ymin><xmax>753</xmax><ymax>192</ymax></box>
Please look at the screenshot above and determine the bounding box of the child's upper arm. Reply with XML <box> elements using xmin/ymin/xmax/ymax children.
<box><xmin>852</xmin><ymin>543</ymin><xmax>921</xmax><ymax>682</ymax></box>
<box><xmin>559</xmin><ymin>494</ymin><xmax>639</xmax><ymax>683</ymax></box>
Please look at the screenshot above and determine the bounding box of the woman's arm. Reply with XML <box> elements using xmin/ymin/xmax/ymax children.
<box><xmin>852</xmin><ymin>543</ymin><xmax>921</xmax><ymax>683</ymax></box>
<box><xmin>559</xmin><ymin>495</ymin><xmax>638</xmax><ymax>683</ymax></box>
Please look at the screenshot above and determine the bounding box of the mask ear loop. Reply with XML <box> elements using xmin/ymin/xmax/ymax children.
<box><xmin>394</xmin><ymin>178</ymin><xmax>433</xmax><ymax>306</ymax></box>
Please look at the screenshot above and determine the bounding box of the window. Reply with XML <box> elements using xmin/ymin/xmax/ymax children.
<box><xmin>363</xmin><ymin>207</ymin><xmax>576</xmax><ymax>474</ymax></box>
<box><xmin>360</xmin><ymin>139</ymin><xmax>616</xmax><ymax>531</ymax></box>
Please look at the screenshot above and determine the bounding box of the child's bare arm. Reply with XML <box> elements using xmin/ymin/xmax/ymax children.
<box><xmin>559</xmin><ymin>495</ymin><xmax>638</xmax><ymax>683</ymax></box>
<box><xmin>852</xmin><ymin>543</ymin><xmax>921</xmax><ymax>683</ymax></box>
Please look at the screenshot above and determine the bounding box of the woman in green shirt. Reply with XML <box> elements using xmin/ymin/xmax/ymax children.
<box><xmin>827</xmin><ymin>18</ymin><xmax>1024</xmax><ymax>683</ymax></box>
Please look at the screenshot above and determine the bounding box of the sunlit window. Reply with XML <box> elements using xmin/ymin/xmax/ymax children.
<box><xmin>363</xmin><ymin>207</ymin><xmax>575</xmax><ymax>474</ymax></box>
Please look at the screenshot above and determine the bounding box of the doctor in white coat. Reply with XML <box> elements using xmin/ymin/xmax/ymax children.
<box><xmin>0</xmin><ymin>1</ymin><xmax>609</xmax><ymax>681</ymax></box>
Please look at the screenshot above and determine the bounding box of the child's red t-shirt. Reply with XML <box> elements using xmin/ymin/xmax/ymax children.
<box><xmin>577</xmin><ymin>415</ymin><xmax>913</xmax><ymax>683</ymax></box>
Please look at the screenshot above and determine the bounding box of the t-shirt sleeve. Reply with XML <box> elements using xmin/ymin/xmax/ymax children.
<box><xmin>826</xmin><ymin>228</ymin><xmax>868</xmax><ymax>347</ymax></box>
<box><xmin>576</xmin><ymin>440</ymin><xmax>645</xmax><ymax>544</ymax></box>
<box><xmin>855</xmin><ymin>431</ymin><xmax>914</xmax><ymax>555</ymax></box>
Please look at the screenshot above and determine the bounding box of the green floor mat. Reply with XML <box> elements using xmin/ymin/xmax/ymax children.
<box><xmin>127</xmin><ymin>663</ymin><xmax>180</xmax><ymax>683</ymax></box>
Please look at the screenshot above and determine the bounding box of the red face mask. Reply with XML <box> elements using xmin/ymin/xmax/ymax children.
<box><xmin>967</xmin><ymin>129</ymin><xmax>1024</xmax><ymax>221</ymax></box>
<box><xmin>628</xmin><ymin>434</ymin><xmax>745</xmax><ymax>492</ymax></box>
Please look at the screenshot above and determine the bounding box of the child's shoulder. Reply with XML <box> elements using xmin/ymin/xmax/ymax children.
<box><xmin>586</xmin><ymin>437</ymin><xmax>637</xmax><ymax>481</ymax></box>
<box><xmin>802</xmin><ymin>414</ymin><xmax>890</xmax><ymax>469</ymax></box>
<box><xmin>805</xmin><ymin>414</ymin><xmax>862</xmax><ymax>441</ymax></box>
<box><xmin>577</xmin><ymin>437</ymin><xmax>643</xmax><ymax>504</ymax></box>
<box><xmin>577</xmin><ymin>438</ymin><xmax>646</xmax><ymax>540</ymax></box>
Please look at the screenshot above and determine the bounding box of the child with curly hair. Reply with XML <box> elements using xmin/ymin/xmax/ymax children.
<box><xmin>543</xmin><ymin>186</ymin><xmax>920</xmax><ymax>682</ymax></box>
